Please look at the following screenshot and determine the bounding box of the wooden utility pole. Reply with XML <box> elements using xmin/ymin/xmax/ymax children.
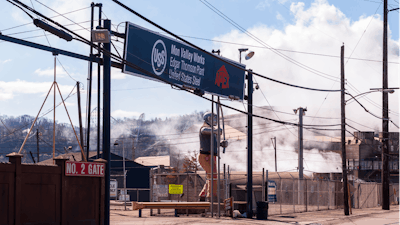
<box><xmin>246</xmin><ymin>70</ymin><xmax>253</xmax><ymax>218</ymax></box>
<box><xmin>36</xmin><ymin>129</ymin><xmax>39</xmax><ymax>163</ymax></box>
<box><xmin>77</xmin><ymin>81</ymin><xmax>85</xmax><ymax>161</ymax></box>
<box><xmin>295</xmin><ymin>107</ymin><xmax>306</xmax><ymax>179</ymax></box>
<box><xmin>271</xmin><ymin>137</ymin><xmax>277</xmax><ymax>172</ymax></box>
<box><xmin>341</xmin><ymin>45</ymin><xmax>349</xmax><ymax>215</ymax></box>
<box><xmin>382</xmin><ymin>0</ymin><xmax>390</xmax><ymax>211</ymax></box>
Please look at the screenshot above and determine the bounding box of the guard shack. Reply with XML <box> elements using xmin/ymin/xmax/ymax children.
<box><xmin>0</xmin><ymin>153</ymin><xmax>105</xmax><ymax>225</ymax></box>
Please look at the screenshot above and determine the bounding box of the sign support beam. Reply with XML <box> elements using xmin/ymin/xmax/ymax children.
<box><xmin>102</xmin><ymin>19</ymin><xmax>112</xmax><ymax>225</ymax></box>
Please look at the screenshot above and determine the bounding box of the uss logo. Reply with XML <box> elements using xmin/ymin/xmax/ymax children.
<box><xmin>215</xmin><ymin>65</ymin><xmax>229</xmax><ymax>89</ymax></box>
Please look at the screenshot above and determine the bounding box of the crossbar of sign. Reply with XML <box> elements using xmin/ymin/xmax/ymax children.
<box><xmin>65</xmin><ymin>161</ymin><xmax>105</xmax><ymax>177</ymax></box>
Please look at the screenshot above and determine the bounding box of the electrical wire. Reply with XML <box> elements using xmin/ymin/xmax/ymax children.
<box><xmin>28</xmin><ymin>0</ymin><xmax>78</xmax><ymax>83</ymax></box>
<box><xmin>109</xmin><ymin>0</ymin><xmax>341</xmax><ymax>92</ymax></box>
<box><xmin>199</xmin><ymin>0</ymin><xmax>340</xmax><ymax>83</ymax></box>
<box><xmin>33</xmin><ymin>0</ymin><xmax>90</xmax><ymax>32</ymax></box>
<box><xmin>3</xmin><ymin>20</ymin><xmax>97</xmax><ymax>36</ymax></box>
<box><xmin>5</xmin><ymin>0</ymin><xmax>35</xmax><ymax>20</ymax></box>
<box><xmin>253</xmin><ymin>76</ymin><xmax>297</xmax><ymax>138</ymax></box>
<box><xmin>0</xmin><ymin>6</ymin><xmax>91</xmax><ymax>32</ymax></box>
<box><xmin>109</xmin><ymin>41</ymin><xmax>342</xmax><ymax>127</ymax></box>
<box><xmin>7</xmin><ymin>0</ymin><xmax>348</xmax><ymax>131</ymax></box>
<box><xmin>0</xmin><ymin>84</ymin><xmax>77</xmax><ymax>140</ymax></box>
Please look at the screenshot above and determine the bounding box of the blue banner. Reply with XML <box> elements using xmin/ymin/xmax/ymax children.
<box><xmin>122</xmin><ymin>22</ymin><xmax>246</xmax><ymax>100</ymax></box>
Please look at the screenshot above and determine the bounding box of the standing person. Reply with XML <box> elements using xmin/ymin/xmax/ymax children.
<box><xmin>198</xmin><ymin>112</ymin><xmax>228</xmax><ymax>201</ymax></box>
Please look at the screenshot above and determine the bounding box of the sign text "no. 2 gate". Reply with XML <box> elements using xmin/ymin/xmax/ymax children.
<box><xmin>65</xmin><ymin>161</ymin><xmax>105</xmax><ymax>177</ymax></box>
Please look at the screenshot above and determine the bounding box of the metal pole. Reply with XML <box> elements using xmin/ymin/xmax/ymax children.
<box><xmin>223</xmin><ymin>164</ymin><xmax>226</xmax><ymax>200</ymax></box>
<box><xmin>382</xmin><ymin>0</ymin><xmax>390</xmax><ymax>211</ymax></box>
<box><xmin>211</xmin><ymin>95</ymin><xmax>214</xmax><ymax>217</ymax></box>
<box><xmin>77</xmin><ymin>81</ymin><xmax>85</xmax><ymax>161</ymax></box>
<box><xmin>266</xmin><ymin>170</ymin><xmax>268</xmax><ymax>202</ymax></box>
<box><xmin>341</xmin><ymin>45</ymin><xmax>349</xmax><ymax>215</ymax></box>
<box><xmin>298</xmin><ymin>108</ymin><xmax>304</xmax><ymax>179</ymax></box>
<box><xmin>195</xmin><ymin>168</ymin><xmax>197</xmax><ymax>201</ymax></box>
<box><xmin>298</xmin><ymin>108</ymin><xmax>304</xmax><ymax>205</ymax></box>
<box><xmin>246</xmin><ymin>69</ymin><xmax>253</xmax><ymax>218</ymax></box>
<box><xmin>272</xmin><ymin>137</ymin><xmax>277</xmax><ymax>172</ymax></box>
<box><xmin>102</xmin><ymin>19</ymin><xmax>111</xmax><ymax>225</ymax></box>
<box><xmin>228</xmin><ymin>165</ymin><xmax>231</xmax><ymax>198</ymax></box>
<box><xmin>36</xmin><ymin>129</ymin><xmax>39</xmax><ymax>163</ymax></box>
<box><xmin>217</xmin><ymin>97</ymin><xmax>221</xmax><ymax>218</ymax></box>
<box><xmin>53</xmin><ymin>56</ymin><xmax>56</xmax><ymax>163</ymax></box>
<box><xmin>262</xmin><ymin>168</ymin><xmax>265</xmax><ymax>202</ymax></box>
<box><xmin>86</xmin><ymin>2</ymin><xmax>95</xmax><ymax>161</ymax></box>
<box><xmin>123</xmin><ymin>138</ymin><xmax>126</xmax><ymax>211</ymax></box>
<box><xmin>96</xmin><ymin>4</ymin><xmax>102</xmax><ymax>159</ymax></box>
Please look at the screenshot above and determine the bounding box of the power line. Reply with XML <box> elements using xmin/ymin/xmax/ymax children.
<box><xmin>7</xmin><ymin>0</ymin><xmax>345</xmax><ymax>130</ymax></box>
<box><xmin>112</xmin><ymin>26</ymin><xmax>398</xmax><ymax>65</ymax></box>
<box><xmin>28</xmin><ymin>0</ymin><xmax>78</xmax><ymax>83</ymax></box>
<box><xmin>253</xmin><ymin>76</ymin><xmax>297</xmax><ymax>138</ymax></box>
<box><xmin>33</xmin><ymin>0</ymin><xmax>90</xmax><ymax>32</ymax></box>
<box><xmin>198</xmin><ymin>0</ymin><xmax>340</xmax><ymax>82</ymax></box>
<box><xmin>109</xmin><ymin>0</ymin><xmax>341</xmax><ymax>92</ymax></box>
<box><xmin>0</xmin><ymin>84</ymin><xmax>77</xmax><ymax>140</ymax></box>
<box><xmin>3</xmin><ymin>20</ymin><xmax>96</xmax><ymax>36</ymax></box>
<box><xmin>0</xmin><ymin>6</ymin><xmax>90</xmax><ymax>32</ymax></box>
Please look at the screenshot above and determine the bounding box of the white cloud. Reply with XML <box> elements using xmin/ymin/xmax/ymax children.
<box><xmin>0</xmin><ymin>80</ymin><xmax>75</xmax><ymax>101</ymax></box>
<box><xmin>256</xmin><ymin>0</ymin><xmax>288</xmax><ymax>10</ymax></box>
<box><xmin>0</xmin><ymin>59</ymin><xmax>12</xmax><ymax>64</ymax></box>
<box><xmin>276</xmin><ymin>12</ymin><xmax>285</xmax><ymax>22</ymax></box>
<box><xmin>112</xmin><ymin>110</ymin><xmax>142</xmax><ymax>118</ymax></box>
<box><xmin>35</xmin><ymin>66</ymin><xmax>68</xmax><ymax>77</ymax></box>
<box><xmin>111</xmin><ymin>68</ymin><xmax>127</xmax><ymax>80</ymax></box>
<box><xmin>214</xmin><ymin>0</ymin><xmax>399</xmax><ymax>131</ymax></box>
<box><xmin>256</xmin><ymin>0</ymin><xmax>270</xmax><ymax>10</ymax></box>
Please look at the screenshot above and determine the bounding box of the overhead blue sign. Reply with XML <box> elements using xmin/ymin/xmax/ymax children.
<box><xmin>122</xmin><ymin>22</ymin><xmax>246</xmax><ymax>100</ymax></box>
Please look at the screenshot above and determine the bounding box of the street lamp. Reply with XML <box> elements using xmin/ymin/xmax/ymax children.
<box><xmin>114</xmin><ymin>138</ymin><xmax>127</xmax><ymax>210</ymax></box>
<box><xmin>238</xmin><ymin>48</ymin><xmax>255</xmax><ymax>63</ymax></box>
<box><xmin>345</xmin><ymin>88</ymin><xmax>397</xmax><ymax>103</ymax></box>
<box><xmin>239</xmin><ymin>47</ymin><xmax>255</xmax><ymax>218</ymax></box>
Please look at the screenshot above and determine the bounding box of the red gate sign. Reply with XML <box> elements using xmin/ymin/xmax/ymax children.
<box><xmin>65</xmin><ymin>161</ymin><xmax>105</xmax><ymax>177</ymax></box>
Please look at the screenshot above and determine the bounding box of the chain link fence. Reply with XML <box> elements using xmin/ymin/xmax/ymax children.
<box><xmin>150</xmin><ymin>170</ymin><xmax>399</xmax><ymax>215</ymax></box>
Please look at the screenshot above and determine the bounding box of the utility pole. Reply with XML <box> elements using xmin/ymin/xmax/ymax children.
<box><xmin>36</xmin><ymin>129</ymin><xmax>39</xmax><ymax>163</ymax></box>
<box><xmin>382</xmin><ymin>0</ymin><xmax>390</xmax><ymax>210</ymax></box>
<box><xmin>77</xmin><ymin>81</ymin><xmax>85</xmax><ymax>161</ymax></box>
<box><xmin>122</xmin><ymin>138</ymin><xmax>126</xmax><ymax>211</ymax></box>
<box><xmin>217</xmin><ymin>97</ymin><xmax>221</xmax><ymax>218</ymax></box>
<box><xmin>246</xmin><ymin>69</ymin><xmax>253</xmax><ymax>218</ymax></box>
<box><xmin>97</xmin><ymin>4</ymin><xmax>103</xmax><ymax>159</ymax></box>
<box><xmin>210</xmin><ymin>95</ymin><xmax>214</xmax><ymax>217</ymax></box>
<box><xmin>294</xmin><ymin>107</ymin><xmax>306</xmax><ymax>205</ymax></box>
<box><xmin>271</xmin><ymin>137</ymin><xmax>277</xmax><ymax>172</ymax></box>
<box><xmin>102</xmin><ymin>19</ymin><xmax>112</xmax><ymax>225</ymax></box>
<box><xmin>341</xmin><ymin>45</ymin><xmax>349</xmax><ymax>215</ymax></box>
<box><xmin>294</xmin><ymin>107</ymin><xmax>306</xmax><ymax>179</ymax></box>
<box><xmin>85</xmin><ymin>2</ymin><xmax>95</xmax><ymax>161</ymax></box>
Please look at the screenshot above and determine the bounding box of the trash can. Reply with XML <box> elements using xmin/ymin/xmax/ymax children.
<box><xmin>256</xmin><ymin>201</ymin><xmax>268</xmax><ymax>220</ymax></box>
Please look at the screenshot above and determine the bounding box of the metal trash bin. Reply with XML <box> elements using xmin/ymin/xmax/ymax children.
<box><xmin>256</xmin><ymin>201</ymin><xmax>268</xmax><ymax>220</ymax></box>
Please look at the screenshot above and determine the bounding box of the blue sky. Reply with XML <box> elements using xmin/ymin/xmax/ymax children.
<box><xmin>0</xmin><ymin>0</ymin><xmax>398</xmax><ymax>133</ymax></box>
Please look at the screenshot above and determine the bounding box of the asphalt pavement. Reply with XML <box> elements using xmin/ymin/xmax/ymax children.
<box><xmin>110</xmin><ymin>205</ymin><xmax>399</xmax><ymax>224</ymax></box>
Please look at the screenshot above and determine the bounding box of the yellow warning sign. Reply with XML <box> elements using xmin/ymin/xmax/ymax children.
<box><xmin>168</xmin><ymin>184</ymin><xmax>183</xmax><ymax>194</ymax></box>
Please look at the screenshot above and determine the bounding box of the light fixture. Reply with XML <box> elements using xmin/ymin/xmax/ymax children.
<box><xmin>34</xmin><ymin>19</ymin><xmax>72</xmax><ymax>42</ymax></box>
<box><xmin>92</xmin><ymin>29</ymin><xmax>111</xmax><ymax>43</ymax></box>
<box><xmin>245</xmin><ymin>51</ymin><xmax>255</xmax><ymax>60</ymax></box>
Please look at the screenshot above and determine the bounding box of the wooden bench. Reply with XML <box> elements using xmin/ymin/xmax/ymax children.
<box><xmin>132</xmin><ymin>202</ymin><xmax>211</xmax><ymax>217</ymax></box>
